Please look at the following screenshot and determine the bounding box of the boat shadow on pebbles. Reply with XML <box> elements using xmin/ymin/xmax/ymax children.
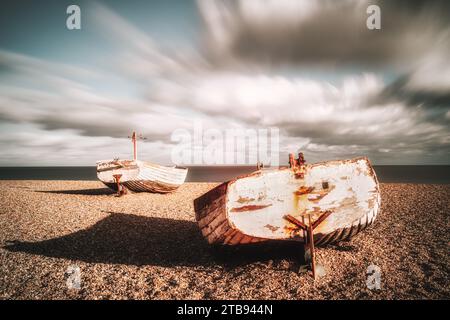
<box><xmin>3</xmin><ymin>212</ymin><xmax>308</xmax><ymax>269</ymax></box>
<box><xmin>35</xmin><ymin>188</ymin><xmax>115</xmax><ymax>196</ymax></box>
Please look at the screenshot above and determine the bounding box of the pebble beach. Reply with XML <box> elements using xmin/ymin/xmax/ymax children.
<box><xmin>0</xmin><ymin>180</ymin><xmax>448</xmax><ymax>299</ymax></box>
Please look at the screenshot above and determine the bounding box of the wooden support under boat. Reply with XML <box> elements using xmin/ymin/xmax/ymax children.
<box><xmin>112</xmin><ymin>174</ymin><xmax>128</xmax><ymax>197</ymax></box>
<box><xmin>284</xmin><ymin>212</ymin><xmax>332</xmax><ymax>279</ymax></box>
<box><xmin>308</xmin><ymin>215</ymin><xmax>316</xmax><ymax>278</ymax></box>
<box><xmin>113</xmin><ymin>174</ymin><xmax>122</xmax><ymax>196</ymax></box>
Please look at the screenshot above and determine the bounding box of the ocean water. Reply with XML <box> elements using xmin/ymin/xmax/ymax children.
<box><xmin>0</xmin><ymin>166</ymin><xmax>449</xmax><ymax>184</ymax></box>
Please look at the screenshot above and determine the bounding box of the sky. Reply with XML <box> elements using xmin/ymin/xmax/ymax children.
<box><xmin>0</xmin><ymin>0</ymin><xmax>449</xmax><ymax>166</ymax></box>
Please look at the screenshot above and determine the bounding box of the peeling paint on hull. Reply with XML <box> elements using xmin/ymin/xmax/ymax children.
<box><xmin>194</xmin><ymin>157</ymin><xmax>380</xmax><ymax>246</ymax></box>
<box><xmin>96</xmin><ymin>159</ymin><xmax>188</xmax><ymax>193</ymax></box>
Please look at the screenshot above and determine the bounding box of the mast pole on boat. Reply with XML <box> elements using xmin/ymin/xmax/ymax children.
<box><xmin>129</xmin><ymin>131</ymin><xmax>146</xmax><ymax>161</ymax></box>
<box><xmin>131</xmin><ymin>131</ymin><xmax>137</xmax><ymax>160</ymax></box>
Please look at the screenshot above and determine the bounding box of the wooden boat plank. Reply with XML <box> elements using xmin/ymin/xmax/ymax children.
<box><xmin>201</xmin><ymin>213</ymin><xmax>227</xmax><ymax>238</ymax></box>
<box><xmin>227</xmin><ymin>231</ymin><xmax>245</xmax><ymax>245</ymax></box>
<box><xmin>194</xmin><ymin>183</ymin><xmax>228</xmax><ymax>220</ymax></box>
<box><xmin>198</xmin><ymin>204</ymin><xmax>226</xmax><ymax>229</ymax></box>
<box><xmin>206</xmin><ymin>220</ymin><xmax>231</xmax><ymax>244</ymax></box>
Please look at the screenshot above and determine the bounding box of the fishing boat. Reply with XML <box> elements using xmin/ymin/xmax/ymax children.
<box><xmin>96</xmin><ymin>132</ymin><xmax>188</xmax><ymax>193</ymax></box>
<box><xmin>194</xmin><ymin>154</ymin><xmax>380</xmax><ymax>246</ymax></box>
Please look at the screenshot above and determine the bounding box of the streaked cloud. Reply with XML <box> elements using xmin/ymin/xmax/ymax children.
<box><xmin>198</xmin><ymin>0</ymin><xmax>450</xmax><ymax>67</ymax></box>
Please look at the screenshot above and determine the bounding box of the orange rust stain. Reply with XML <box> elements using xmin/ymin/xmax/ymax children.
<box><xmin>283</xmin><ymin>225</ymin><xmax>305</xmax><ymax>240</ymax></box>
<box><xmin>295</xmin><ymin>186</ymin><xmax>315</xmax><ymax>195</ymax></box>
<box><xmin>283</xmin><ymin>225</ymin><xmax>300</xmax><ymax>234</ymax></box>
<box><xmin>264</xmin><ymin>224</ymin><xmax>279</xmax><ymax>232</ymax></box>
<box><xmin>237</xmin><ymin>196</ymin><xmax>255</xmax><ymax>203</ymax></box>
<box><xmin>308</xmin><ymin>184</ymin><xmax>335</xmax><ymax>202</ymax></box>
<box><xmin>285</xmin><ymin>225</ymin><xmax>298</xmax><ymax>236</ymax></box>
<box><xmin>230</xmin><ymin>204</ymin><xmax>272</xmax><ymax>212</ymax></box>
<box><xmin>291</xmin><ymin>182</ymin><xmax>309</xmax><ymax>236</ymax></box>
<box><xmin>292</xmin><ymin>165</ymin><xmax>306</xmax><ymax>179</ymax></box>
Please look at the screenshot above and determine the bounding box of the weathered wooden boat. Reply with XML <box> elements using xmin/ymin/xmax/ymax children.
<box><xmin>96</xmin><ymin>132</ymin><xmax>188</xmax><ymax>193</ymax></box>
<box><xmin>97</xmin><ymin>159</ymin><xmax>188</xmax><ymax>193</ymax></box>
<box><xmin>194</xmin><ymin>155</ymin><xmax>380</xmax><ymax>246</ymax></box>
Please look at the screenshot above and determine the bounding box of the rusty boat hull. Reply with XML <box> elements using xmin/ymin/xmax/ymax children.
<box><xmin>194</xmin><ymin>157</ymin><xmax>380</xmax><ymax>246</ymax></box>
<box><xmin>97</xmin><ymin>159</ymin><xmax>188</xmax><ymax>193</ymax></box>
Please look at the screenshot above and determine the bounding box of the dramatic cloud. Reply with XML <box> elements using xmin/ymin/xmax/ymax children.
<box><xmin>0</xmin><ymin>1</ymin><xmax>449</xmax><ymax>165</ymax></box>
<box><xmin>198</xmin><ymin>0</ymin><xmax>450</xmax><ymax>67</ymax></box>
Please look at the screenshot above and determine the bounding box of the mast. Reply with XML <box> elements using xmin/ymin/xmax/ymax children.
<box><xmin>129</xmin><ymin>131</ymin><xmax>146</xmax><ymax>160</ymax></box>
<box><xmin>131</xmin><ymin>131</ymin><xmax>137</xmax><ymax>160</ymax></box>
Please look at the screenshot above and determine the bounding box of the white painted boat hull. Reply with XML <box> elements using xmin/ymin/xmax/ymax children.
<box><xmin>194</xmin><ymin>157</ymin><xmax>380</xmax><ymax>245</ymax></box>
<box><xmin>96</xmin><ymin>159</ymin><xmax>188</xmax><ymax>193</ymax></box>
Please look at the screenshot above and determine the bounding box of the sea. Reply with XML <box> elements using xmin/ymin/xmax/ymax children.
<box><xmin>0</xmin><ymin>166</ymin><xmax>449</xmax><ymax>184</ymax></box>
